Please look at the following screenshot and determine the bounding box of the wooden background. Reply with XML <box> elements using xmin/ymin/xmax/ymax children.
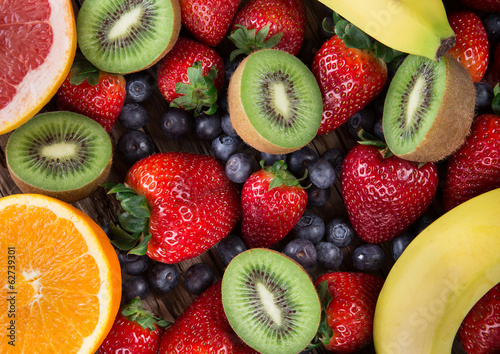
<box><xmin>0</xmin><ymin>0</ymin><xmax>467</xmax><ymax>352</ymax></box>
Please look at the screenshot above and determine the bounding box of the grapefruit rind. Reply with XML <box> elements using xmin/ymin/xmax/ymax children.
<box><xmin>0</xmin><ymin>0</ymin><xmax>77</xmax><ymax>135</ymax></box>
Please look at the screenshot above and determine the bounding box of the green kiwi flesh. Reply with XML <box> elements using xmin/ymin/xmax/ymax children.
<box><xmin>6</xmin><ymin>111</ymin><xmax>112</xmax><ymax>203</ymax></box>
<box><xmin>221</xmin><ymin>248</ymin><xmax>321</xmax><ymax>354</ymax></box>
<box><xmin>228</xmin><ymin>49</ymin><xmax>323</xmax><ymax>154</ymax></box>
<box><xmin>382</xmin><ymin>53</ymin><xmax>475</xmax><ymax>162</ymax></box>
<box><xmin>77</xmin><ymin>0</ymin><xmax>181</xmax><ymax>74</ymax></box>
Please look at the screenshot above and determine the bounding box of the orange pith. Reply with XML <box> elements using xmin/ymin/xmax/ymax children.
<box><xmin>0</xmin><ymin>194</ymin><xmax>121</xmax><ymax>353</ymax></box>
<box><xmin>0</xmin><ymin>0</ymin><xmax>77</xmax><ymax>135</ymax></box>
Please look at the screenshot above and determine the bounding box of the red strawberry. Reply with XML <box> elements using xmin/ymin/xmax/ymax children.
<box><xmin>443</xmin><ymin>114</ymin><xmax>500</xmax><ymax>212</ymax></box>
<box><xmin>340</xmin><ymin>144</ymin><xmax>438</xmax><ymax>244</ymax></box>
<box><xmin>313</xmin><ymin>272</ymin><xmax>384</xmax><ymax>353</ymax></box>
<box><xmin>179</xmin><ymin>0</ymin><xmax>241</xmax><ymax>47</ymax></box>
<box><xmin>229</xmin><ymin>0</ymin><xmax>306</xmax><ymax>57</ymax></box>
<box><xmin>458</xmin><ymin>283</ymin><xmax>500</xmax><ymax>354</ymax></box>
<box><xmin>447</xmin><ymin>11</ymin><xmax>489</xmax><ymax>83</ymax></box>
<box><xmin>158</xmin><ymin>281</ymin><xmax>258</xmax><ymax>353</ymax></box>
<box><xmin>104</xmin><ymin>152</ymin><xmax>241</xmax><ymax>264</ymax></box>
<box><xmin>157</xmin><ymin>37</ymin><xmax>225</xmax><ymax>115</ymax></box>
<box><xmin>98</xmin><ymin>297</ymin><xmax>168</xmax><ymax>354</ymax></box>
<box><xmin>311</xmin><ymin>35</ymin><xmax>387</xmax><ymax>135</ymax></box>
<box><xmin>458</xmin><ymin>0</ymin><xmax>500</xmax><ymax>11</ymax></box>
<box><xmin>240</xmin><ymin>160</ymin><xmax>307</xmax><ymax>248</ymax></box>
<box><xmin>56</xmin><ymin>54</ymin><xmax>126</xmax><ymax>133</ymax></box>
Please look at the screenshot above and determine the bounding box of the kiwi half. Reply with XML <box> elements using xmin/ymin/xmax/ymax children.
<box><xmin>227</xmin><ymin>49</ymin><xmax>323</xmax><ymax>154</ymax></box>
<box><xmin>382</xmin><ymin>53</ymin><xmax>475</xmax><ymax>162</ymax></box>
<box><xmin>221</xmin><ymin>248</ymin><xmax>321</xmax><ymax>354</ymax></box>
<box><xmin>6</xmin><ymin>111</ymin><xmax>112</xmax><ymax>203</ymax></box>
<box><xmin>77</xmin><ymin>0</ymin><xmax>181</xmax><ymax>74</ymax></box>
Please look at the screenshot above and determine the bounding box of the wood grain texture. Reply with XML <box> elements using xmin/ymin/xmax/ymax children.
<box><xmin>0</xmin><ymin>0</ymin><xmax>466</xmax><ymax>353</ymax></box>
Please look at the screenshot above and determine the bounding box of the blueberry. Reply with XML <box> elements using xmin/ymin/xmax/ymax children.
<box><xmin>352</xmin><ymin>244</ymin><xmax>386</xmax><ymax>272</ymax></box>
<box><xmin>217</xmin><ymin>234</ymin><xmax>247</xmax><ymax>266</ymax></box>
<box><xmin>161</xmin><ymin>107</ymin><xmax>193</xmax><ymax>139</ymax></box>
<box><xmin>221</xmin><ymin>112</ymin><xmax>239</xmax><ymax>138</ymax></box>
<box><xmin>125</xmin><ymin>72</ymin><xmax>154</xmax><ymax>103</ymax></box>
<box><xmin>225</xmin><ymin>153</ymin><xmax>254</xmax><ymax>183</ymax></box>
<box><xmin>195</xmin><ymin>110</ymin><xmax>223</xmax><ymax>140</ymax></box>
<box><xmin>224</xmin><ymin>55</ymin><xmax>245</xmax><ymax>83</ymax></box>
<box><xmin>322</xmin><ymin>148</ymin><xmax>345</xmax><ymax>174</ymax></box>
<box><xmin>373</xmin><ymin>117</ymin><xmax>385</xmax><ymax>142</ymax></box>
<box><xmin>286</xmin><ymin>146</ymin><xmax>318</xmax><ymax>178</ymax></box>
<box><xmin>123</xmin><ymin>275</ymin><xmax>150</xmax><ymax>302</ymax></box>
<box><xmin>482</xmin><ymin>12</ymin><xmax>500</xmax><ymax>46</ymax></box>
<box><xmin>308</xmin><ymin>157</ymin><xmax>337</xmax><ymax>189</ymax></box>
<box><xmin>347</xmin><ymin>107</ymin><xmax>377</xmax><ymax>138</ymax></box>
<box><xmin>260</xmin><ymin>152</ymin><xmax>287</xmax><ymax>166</ymax></box>
<box><xmin>118</xmin><ymin>103</ymin><xmax>149</xmax><ymax>130</ymax></box>
<box><xmin>290</xmin><ymin>213</ymin><xmax>325</xmax><ymax>244</ymax></box>
<box><xmin>325</xmin><ymin>217</ymin><xmax>355</xmax><ymax>248</ymax></box>
<box><xmin>282</xmin><ymin>238</ymin><xmax>317</xmax><ymax>269</ymax></box>
<box><xmin>412</xmin><ymin>214</ymin><xmax>436</xmax><ymax>235</ymax></box>
<box><xmin>184</xmin><ymin>263</ymin><xmax>214</xmax><ymax>295</ymax></box>
<box><xmin>306</xmin><ymin>185</ymin><xmax>331</xmax><ymax>207</ymax></box>
<box><xmin>211</xmin><ymin>134</ymin><xmax>244</xmax><ymax>162</ymax></box>
<box><xmin>117</xmin><ymin>130</ymin><xmax>156</xmax><ymax>165</ymax></box>
<box><xmin>315</xmin><ymin>241</ymin><xmax>343</xmax><ymax>269</ymax></box>
<box><xmin>391</xmin><ymin>231</ymin><xmax>415</xmax><ymax>261</ymax></box>
<box><xmin>474</xmin><ymin>82</ymin><xmax>494</xmax><ymax>114</ymax></box>
<box><xmin>118</xmin><ymin>252</ymin><xmax>150</xmax><ymax>275</ymax></box>
<box><xmin>147</xmin><ymin>262</ymin><xmax>180</xmax><ymax>293</ymax></box>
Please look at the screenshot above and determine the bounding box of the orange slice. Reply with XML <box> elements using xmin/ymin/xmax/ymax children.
<box><xmin>0</xmin><ymin>0</ymin><xmax>77</xmax><ymax>134</ymax></box>
<box><xmin>0</xmin><ymin>194</ymin><xmax>121</xmax><ymax>353</ymax></box>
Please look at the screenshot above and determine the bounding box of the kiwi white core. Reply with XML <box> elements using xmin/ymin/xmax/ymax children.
<box><xmin>42</xmin><ymin>143</ymin><xmax>77</xmax><ymax>159</ymax></box>
<box><xmin>108</xmin><ymin>6</ymin><xmax>144</xmax><ymax>40</ymax></box>
<box><xmin>258</xmin><ymin>282</ymin><xmax>283</xmax><ymax>326</ymax></box>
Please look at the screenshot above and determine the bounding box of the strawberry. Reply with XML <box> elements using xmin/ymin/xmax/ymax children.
<box><xmin>443</xmin><ymin>114</ymin><xmax>500</xmax><ymax>212</ymax></box>
<box><xmin>104</xmin><ymin>152</ymin><xmax>241</xmax><ymax>264</ymax></box>
<box><xmin>240</xmin><ymin>160</ymin><xmax>307</xmax><ymax>248</ymax></box>
<box><xmin>228</xmin><ymin>0</ymin><xmax>306</xmax><ymax>57</ymax></box>
<box><xmin>458</xmin><ymin>0</ymin><xmax>500</xmax><ymax>12</ymax></box>
<box><xmin>98</xmin><ymin>297</ymin><xmax>169</xmax><ymax>354</ymax></box>
<box><xmin>447</xmin><ymin>11</ymin><xmax>489</xmax><ymax>83</ymax></box>
<box><xmin>312</xmin><ymin>272</ymin><xmax>384</xmax><ymax>353</ymax></box>
<box><xmin>158</xmin><ymin>281</ymin><xmax>258</xmax><ymax>353</ymax></box>
<box><xmin>179</xmin><ymin>0</ymin><xmax>241</xmax><ymax>47</ymax></box>
<box><xmin>56</xmin><ymin>54</ymin><xmax>126</xmax><ymax>133</ymax></box>
<box><xmin>311</xmin><ymin>18</ymin><xmax>388</xmax><ymax>136</ymax></box>
<box><xmin>458</xmin><ymin>282</ymin><xmax>500</xmax><ymax>354</ymax></box>
<box><xmin>340</xmin><ymin>143</ymin><xmax>438</xmax><ymax>244</ymax></box>
<box><xmin>157</xmin><ymin>37</ymin><xmax>225</xmax><ymax>115</ymax></box>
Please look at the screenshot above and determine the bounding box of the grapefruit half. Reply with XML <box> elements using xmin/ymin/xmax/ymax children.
<box><xmin>0</xmin><ymin>0</ymin><xmax>77</xmax><ymax>135</ymax></box>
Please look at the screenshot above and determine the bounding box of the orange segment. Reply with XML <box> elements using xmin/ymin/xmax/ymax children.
<box><xmin>0</xmin><ymin>0</ymin><xmax>76</xmax><ymax>134</ymax></box>
<box><xmin>0</xmin><ymin>194</ymin><xmax>121</xmax><ymax>353</ymax></box>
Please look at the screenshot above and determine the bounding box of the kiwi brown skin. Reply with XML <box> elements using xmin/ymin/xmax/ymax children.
<box><xmin>387</xmin><ymin>53</ymin><xmax>476</xmax><ymax>163</ymax></box>
<box><xmin>7</xmin><ymin>154</ymin><xmax>112</xmax><ymax>204</ymax></box>
<box><xmin>227</xmin><ymin>51</ymin><xmax>318</xmax><ymax>155</ymax></box>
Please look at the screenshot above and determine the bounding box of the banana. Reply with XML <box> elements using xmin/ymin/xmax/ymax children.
<box><xmin>373</xmin><ymin>188</ymin><xmax>500</xmax><ymax>353</ymax></box>
<box><xmin>315</xmin><ymin>0</ymin><xmax>456</xmax><ymax>61</ymax></box>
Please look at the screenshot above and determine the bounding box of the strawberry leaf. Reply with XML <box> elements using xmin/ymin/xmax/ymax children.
<box><xmin>493</xmin><ymin>83</ymin><xmax>500</xmax><ymax>115</ymax></box>
<box><xmin>228</xmin><ymin>24</ymin><xmax>283</xmax><ymax>61</ymax></box>
<box><xmin>121</xmin><ymin>195</ymin><xmax>151</xmax><ymax>218</ymax></box>
<box><xmin>69</xmin><ymin>53</ymin><xmax>100</xmax><ymax>86</ymax></box>
<box><xmin>122</xmin><ymin>297</ymin><xmax>170</xmax><ymax>331</ymax></box>
<box><xmin>308</xmin><ymin>281</ymin><xmax>334</xmax><ymax>349</ymax></box>
<box><xmin>118</xmin><ymin>212</ymin><xmax>149</xmax><ymax>234</ymax></box>
<box><xmin>109</xmin><ymin>222</ymin><xmax>141</xmax><ymax>251</ymax></box>
<box><xmin>128</xmin><ymin>232</ymin><xmax>151</xmax><ymax>256</ymax></box>
<box><xmin>171</xmin><ymin>61</ymin><xmax>219</xmax><ymax>116</ymax></box>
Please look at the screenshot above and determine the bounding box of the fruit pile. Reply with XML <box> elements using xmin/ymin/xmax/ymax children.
<box><xmin>0</xmin><ymin>0</ymin><xmax>499</xmax><ymax>353</ymax></box>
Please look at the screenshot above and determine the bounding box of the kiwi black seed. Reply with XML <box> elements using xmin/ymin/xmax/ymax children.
<box><xmin>6</xmin><ymin>111</ymin><xmax>113</xmax><ymax>203</ymax></box>
<box><xmin>382</xmin><ymin>53</ymin><xmax>475</xmax><ymax>162</ymax></box>
<box><xmin>227</xmin><ymin>49</ymin><xmax>323</xmax><ymax>154</ymax></box>
<box><xmin>77</xmin><ymin>0</ymin><xmax>181</xmax><ymax>74</ymax></box>
<box><xmin>221</xmin><ymin>248</ymin><xmax>321</xmax><ymax>354</ymax></box>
